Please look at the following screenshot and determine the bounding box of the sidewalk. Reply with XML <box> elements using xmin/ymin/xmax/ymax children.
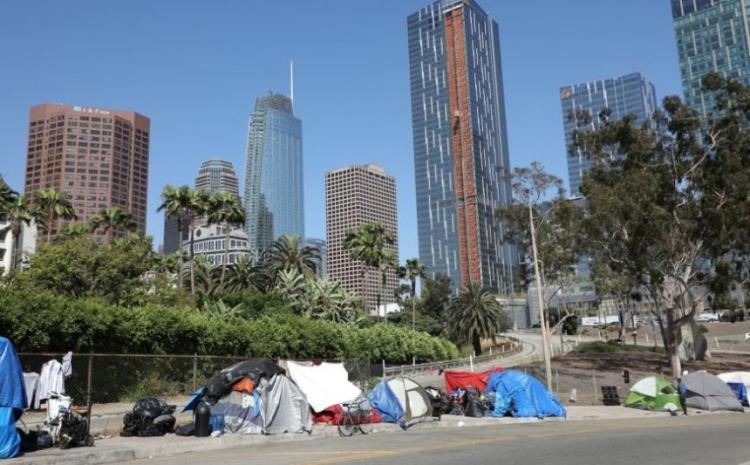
<box><xmin>7</xmin><ymin>406</ymin><xmax>693</xmax><ymax>465</ymax></box>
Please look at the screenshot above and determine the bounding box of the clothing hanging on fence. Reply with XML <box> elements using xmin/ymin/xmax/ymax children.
<box><xmin>35</xmin><ymin>353</ymin><xmax>73</xmax><ymax>409</ymax></box>
<box><xmin>22</xmin><ymin>373</ymin><xmax>39</xmax><ymax>410</ymax></box>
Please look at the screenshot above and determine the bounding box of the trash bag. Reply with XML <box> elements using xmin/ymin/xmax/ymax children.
<box><xmin>121</xmin><ymin>398</ymin><xmax>176</xmax><ymax>437</ymax></box>
<box><xmin>424</xmin><ymin>386</ymin><xmax>451</xmax><ymax>419</ymax></box>
<box><xmin>463</xmin><ymin>388</ymin><xmax>485</xmax><ymax>418</ymax></box>
<box><xmin>174</xmin><ymin>423</ymin><xmax>195</xmax><ymax>436</ymax></box>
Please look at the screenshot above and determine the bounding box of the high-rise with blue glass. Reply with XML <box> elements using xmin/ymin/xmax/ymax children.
<box><xmin>672</xmin><ymin>0</ymin><xmax>750</xmax><ymax>119</ymax></box>
<box><xmin>407</xmin><ymin>0</ymin><xmax>516</xmax><ymax>294</ymax></box>
<box><xmin>243</xmin><ymin>92</ymin><xmax>304</xmax><ymax>255</ymax></box>
<box><xmin>560</xmin><ymin>73</ymin><xmax>658</xmax><ymax>196</ymax></box>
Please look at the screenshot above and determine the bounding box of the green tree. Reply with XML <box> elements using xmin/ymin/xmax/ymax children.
<box><xmin>449</xmin><ymin>283</ymin><xmax>509</xmax><ymax>356</ymax></box>
<box><xmin>419</xmin><ymin>273</ymin><xmax>452</xmax><ymax>325</ymax></box>
<box><xmin>207</xmin><ymin>192</ymin><xmax>246</xmax><ymax>287</ymax></box>
<box><xmin>398</xmin><ymin>257</ymin><xmax>427</xmax><ymax>331</ymax></box>
<box><xmin>89</xmin><ymin>207</ymin><xmax>136</xmax><ymax>242</ymax></box>
<box><xmin>157</xmin><ymin>185</ymin><xmax>192</xmax><ymax>290</ymax></box>
<box><xmin>574</xmin><ymin>73</ymin><xmax>750</xmax><ymax>375</ymax></box>
<box><xmin>1</xmin><ymin>195</ymin><xmax>45</xmax><ymax>270</ymax></box>
<box><xmin>344</xmin><ymin>223</ymin><xmax>397</xmax><ymax>318</ymax></box>
<box><xmin>263</xmin><ymin>235</ymin><xmax>319</xmax><ymax>282</ymax></box>
<box><xmin>61</xmin><ymin>223</ymin><xmax>90</xmax><ymax>239</ymax></box>
<box><xmin>186</xmin><ymin>189</ymin><xmax>212</xmax><ymax>295</ymax></box>
<box><xmin>35</xmin><ymin>188</ymin><xmax>77</xmax><ymax>244</ymax></box>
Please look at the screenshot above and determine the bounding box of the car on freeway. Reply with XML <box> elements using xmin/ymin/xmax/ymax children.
<box><xmin>696</xmin><ymin>312</ymin><xmax>720</xmax><ymax>323</ymax></box>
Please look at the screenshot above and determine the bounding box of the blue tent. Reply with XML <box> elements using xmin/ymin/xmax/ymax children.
<box><xmin>485</xmin><ymin>370</ymin><xmax>566</xmax><ymax>419</ymax></box>
<box><xmin>0</xmin><ymin>337</ymin><xmax>26</xmax><ymax>459</ymax></box>
<box><xmin>727</xmin><ymin>382</ymin><xmax>748</xmax><ymax>406</ymax></box>
<box><xmin>367</xmin><ymin>380</ymin><xmax>404</xmax><ymax>426</ymax></box>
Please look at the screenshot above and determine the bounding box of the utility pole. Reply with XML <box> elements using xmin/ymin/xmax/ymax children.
<box><xmin>529</xmin><ymin>204</ymin><xmax>553</xmax><ymax>390</ymax></box>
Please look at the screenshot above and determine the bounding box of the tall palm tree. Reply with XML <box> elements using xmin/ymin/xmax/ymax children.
<box><xmin>35</xmin><ymin>188</ymin><xmax>77</xmax><ymax>244</ymax></box>
<box><xmin>398</xmin><ymin>257</ymin><xmax>427</xmax><ymax>331</ymax></box>
<box><xmin>208</xmin><ymin>192</ymin><xmax>246</xmax><ymax>286</ymax></box>
<box><xmin>264</xmin><ymin>235</ymin><xmax>319</xmax><ymax>282</ymax></box>
<box><xmin>157</xmin><ymin>185</ymin><xmax>192</xmax><ymax>290</ymax></box>
<box><xmin>343</xmin><ymin>223</ymin><xmax>397</xmax><ymax>319</ymax></box>
<box><xmin>88</xmin><ymin>207</ymin><xmax>136</xmax><ymax>241</ymax></box>
<box><xmin>186</xmin><ymin>189</ymin><xmax>212</xmax><ymax>294</ymax></box>
<box><xmin>0</xmin><ymin>179</ymin><xmax>16</xmax><ymax>213</ymax></box>
<box><xmin>449</xmin><ymin>283</ymin><xmax>506</xmax><ymax>356</ymax></box>
<box><xmin>2</xmin><ymin>195</ymin><xmax>45</xmax><ymax>270</ymax></box>
<box><xmin>61</xmin><ymin>223</ymin><xmax>90</xmax><ymax>239</ymax></box>
<box><xmin>225</xmin><ymin>255</ymin><xmax>269</xmax><ymax>292</ymax></box>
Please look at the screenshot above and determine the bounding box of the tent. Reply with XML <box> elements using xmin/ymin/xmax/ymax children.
<box><xmin>209</xmin><ymin>374</ymin><xmax>312</xmax><ymax>434</ymax></box>
<box><xmin>444</xmin><ymin>368</ymin><xmax>503</xmax><ymax>394</ymax></box>
<box><xmin>683</xmin><ymin>371</ymin><xmax>744</xmax><ymax>412</ymax></box>
<box><xmin>624</xmin><ymin>376</ymin><xmax>681</xmax><ymax>411</ymax></box>
<box><xmin>718</xmin><ymin>372</ymin><xmax>750</xmax><ymax>405</ymax></box>
<box><xmin>204</xmin><ymin>359</ymin><xmax>284</xmax><ymax>402</ymax></box>
<box><xmin>285</xmin><ymin>361</ymin><xmax>361</xmax><ymax>413</ymax></box>
<box><xmin>0</xmin><ymin>337</ymin><xmax>26</xmax><ymax>459</ymax></box>
<box><xmin>368</xmin><ymin>377</ymin><xmax>433</xmax><ymax>428</ymax></box>
<box><xmin>485</xmin><ymin>370</ymin><xmax>566</xmax><ymax>418</ymax></box>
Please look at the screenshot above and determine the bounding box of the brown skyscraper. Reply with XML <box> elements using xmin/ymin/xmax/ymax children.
<box><xmin>24</xmin><ymin>103</ymin><xmax>150</xmax><ymax>238</ymax></box>
<box><xmin>325</xmin><ymin>164</ymin><xmax>399</xmax><ymax>314</ymax></box>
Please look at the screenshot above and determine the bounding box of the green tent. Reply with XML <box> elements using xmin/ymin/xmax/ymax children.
<box><xmin>625</xmin><ymin>376</ymin><xmax>682</xmax><ymax>411</ymax></box>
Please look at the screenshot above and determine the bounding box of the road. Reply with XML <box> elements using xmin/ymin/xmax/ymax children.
<box><xmin>128</xmin><ymin>414</ymin><xmax>750</xmax><ymax>465</ymax></box>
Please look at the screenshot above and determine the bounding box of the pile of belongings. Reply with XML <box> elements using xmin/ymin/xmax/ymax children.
<box><xmin>624</xmin><ymin>376</ymin><xmax>681</xmax><ymax>411</ymax></box>
<box><xmin>183</xmin><ymin>359</ymin><xmax>311</xmax><ymax>435</ymax></box>
<box><xmin>368</xmin><ymin>377</ymin><xmax>437</xmax><ymax>429</ymax></box>
<box><xmin>121</xmin><ymin>398</ymin><xmax>176</xmax><ymax>437</ymax></box>
<box><xmin>484</xmin><ymin>370</ymin><xmax>567</xmax><ymax>418</ymax></box>
<box><xmin>283</xmin><ymin>361</ymin><xmax>370</xmax><ymax>426</ymax></box>
<box><xmin>0</xmin><ymin>337</ymin><xmax>26</xmax><ymax>459</ymax></box>
<box><xmin>682</xmin><ymin>371</ymin><xmax>744</xmax><ymax>412</ymax></box>
<box><xmin>717</xmin><ymin>372</ymin><xmax>750</xmax><ymax>406</ymax></box>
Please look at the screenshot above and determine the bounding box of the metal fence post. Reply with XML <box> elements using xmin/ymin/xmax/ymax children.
<box><xmin>86</xmin><ymin>354</ymin><xmax>93</xmax><ymax>436</ymax></box>
<box><xmin>192</xmin><ymin>353</ymin><xmax>198</xmax><ymax>391</ymax></box>
<box><xmin>382</xmin><ymin>359</ymin><xmax>386</xmax><ymax>378</ymax></box>
<box><xmin>592</xmin><ymin>370</ymin><xmax>598</xmax><ymax>401</ymax></box>
<box><xmin>469</xmin><ymin>354</ymin><xmax>474</xmax><ymax>372</ymax></box>
<box><xmin>555</xmin><ymin>369</ymin><xmax>560</xmax><ymax>395</ymax></box>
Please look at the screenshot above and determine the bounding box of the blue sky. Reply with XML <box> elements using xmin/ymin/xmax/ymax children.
<box><xmin>0</xmin><ymin>0</ymin><xmax>682</xmax><ymax>260</ymax></box>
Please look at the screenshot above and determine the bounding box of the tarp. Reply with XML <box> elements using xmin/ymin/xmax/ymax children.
<box><xmin>285</xmin><ymin>361</ymin><xmax>361</xmax><ymax>413</ymax></box>
<box><xmin>726</xmin><ymin>383</ymin><xmax>748</xmax><ymax>405</ymax></box>
<box><xmin>624</xmin><ymin>376</ymin><xmax>681</xmax><ymax>411</ymax></box>
<box><xmin>0</xmin><ymin>408</ymin><xmax>20</xmax><ymax>460</ymax></box>
<box><xmin>0</xmin><ymin>337</ymin><xmax>26</xmax><ymax>418</ymax></box>
<box><xmin>444</xmin><ymin>368</ymin><xmax>503</xmax><ymax>394</ymax></box>
<box><xmin>368</xmin><ymin>380</ymin><xmax>404</xmax><ymax>424</ymax></box>
<box><xmin>261</xmin><ymin>374</ymin><xmax>312</xmax><ymax>434</ymax></box>
<box><xmin>205</xmin><ymin>359</ymin><xmax>283</xmax><ymax>402</ymax></box>
<box><xmin>683</xmin><ymin>372</ymin><xmax>744</xmax><ymax>412</ymax></box>
<box><xmin>485</xmin><ymin>370</ymin><xmax>566</xmax><ymax>418</ymax></box>
<box><xmin>717</xmin><ymin>372</ymin><xmax>750</xmax><ymax>390</ymax></box>
<box><xmin>210</xmin><ymin>390</ymin><xmax>263</xmax><ymax>434</ymax></box>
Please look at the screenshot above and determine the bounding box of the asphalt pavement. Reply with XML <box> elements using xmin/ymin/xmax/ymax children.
<box><xmin>127</xmin><ymin>414</ymin><xmax>750</xmax><ymax>465</ymax></box>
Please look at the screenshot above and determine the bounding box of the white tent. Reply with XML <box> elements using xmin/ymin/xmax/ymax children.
<box><xmin>285</xmin><ymin>361</ymin><xmax>361</xmax><ymax>412</ymax></box>
<box><xmin>717</xmin><ymin>371</ymin><xmax>750</xmax><ymax>390</ymax></box>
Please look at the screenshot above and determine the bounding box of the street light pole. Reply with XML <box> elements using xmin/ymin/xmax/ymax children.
<box><xmin>529</xmin><ymin>204</ymin><xmax>553</xmax><ymax>390</ymax></box>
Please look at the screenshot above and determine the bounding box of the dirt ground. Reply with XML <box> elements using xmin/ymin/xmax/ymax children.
<box><xmin>519</xmin><ymin>348</ymin><xmax>750</xmax><ymax>406</ymax></box>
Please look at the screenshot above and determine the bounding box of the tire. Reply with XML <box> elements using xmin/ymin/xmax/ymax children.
<box><xmin>358</xmin><ymin>415</ymin><xmax>373</xmax><ymax>435</ymax></box>
<box><xmin>338</xmin><ymin>415</ymin><xmax>355</xmax><ymax>437</ymax></box>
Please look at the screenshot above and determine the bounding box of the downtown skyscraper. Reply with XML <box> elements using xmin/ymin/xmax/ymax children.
<box><xmin>407</xmin><ymin>0</ymin><xmax>516</xmax><ymax>293</ymax></box>
<box><xmin>243</xmin><ymin>92</ymin><xmax>304</xmax><ymax>255</ymax></box>
<box><xmin>672</xmin><ymin>0</ymin><xmax>750</xmax><ymax>118</ymax></box>
<box><xmin>560</xmin><ymin>73</ymin><xmax>658</xmax><ymax>196</ymax></box>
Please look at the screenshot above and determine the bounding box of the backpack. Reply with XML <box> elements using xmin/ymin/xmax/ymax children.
<box><xmin>121</xmin><ymin>398</ymin><xmax>176</xmax><ymax>437</ymax></box>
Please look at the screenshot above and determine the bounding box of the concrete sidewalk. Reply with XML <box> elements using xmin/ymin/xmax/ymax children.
<box><xmin>6</xmin><ymin>406</ymin><xmax>705</xmax><ymax>465</ymax></box>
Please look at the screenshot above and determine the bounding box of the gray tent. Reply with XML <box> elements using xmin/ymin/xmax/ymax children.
<box><xmin>261</xmin><ymin>374</ymin><xmax>312</xmax><ymax>434</ymax></box>
<box><xmin>683</xmin><ymin>372</ymin><xmax>744</xmax><ymax>412</ymax></box>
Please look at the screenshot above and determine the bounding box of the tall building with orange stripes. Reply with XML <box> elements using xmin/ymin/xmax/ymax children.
<box><xmin>407</xmin><ymin>0</ymin><xmax>517</xmax><ymax>293</ymax></box>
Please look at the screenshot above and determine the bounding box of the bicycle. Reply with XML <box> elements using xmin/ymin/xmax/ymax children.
<box><xmin>337</xmin><ymin>397</ymin><xmax>374</xmax><ymax>437</ymax></box>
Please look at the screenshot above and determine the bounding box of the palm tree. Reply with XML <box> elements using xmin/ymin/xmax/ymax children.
<box><xmin>0</xmin><ymin>179</ymin><xmax>16</xmax><ymax>213</ymax></box>
<box><xmin>2</xmin><ymin>195</ymin><xmax>45</xmax><ymax>270</ymax></box>
<box><xmin>35</xmin><ymin>188</ymin><xmax>77</xmax><ymax>244</ymax></box>
<box><xmin>343</xmin><ymin>223</ymin><xmax>396</xmax><ymax>319</ymax></box>
<box><xmin>157</xmin><ymin>185</ymin><xmax>192</xmax><ymax>290</ymax></box>
<box><xmin>449</xmin><ymin>283</ymin><xmax>507</xmax><ymax>356</ymax></box>
<box><xmin>225</xmin><ymin>255</ymin><xmax>269</xmax><ymax>292</ymax></box>
<box><xmin>61</xmin><ymin>223</ymin><xmax>90</xmax><ymax>239</ymax></box>
<box><xmin>186</xmin><ymin>189</ymin><xmax>212</xmax><ymax>294</ymax></box>
<box><xmin>208</xmin><ymin>192</ymin><xmax>246</xmax><ymax>287</ymax></box>
<box><xmin>398</xmin><ymin>257</ymin><xmax>427</xmax><ymax>331</ymax></box>
<box><xmin>263</xmin><ymin>235</ymin><xmax>319</xmax><ymax>282</ymax></box>
<box><xmin>89</xmin><ymin>207</ymin><xmax>136</xmax><ymax>241</ymax></box>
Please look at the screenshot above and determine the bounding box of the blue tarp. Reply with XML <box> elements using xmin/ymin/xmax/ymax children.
<box><xmin>182</xmin><ymin>387</ymin><xmax>206</xmax><ymax>412</ymax></box>
<box><xmin>0</xmin><ymin>408</ymin><xmax>20</xmax><ymax>460</ymax></box>
<box><xmin>485</xmin><ymin>370</ymin><xmax>566</xmax><ymax>418</ymax></box>
<box><xmin>727</xmin><ymin>382</ymin><xmax>748</xmax><ymax>406</ymax></box>
<box><xmin>367</xmin><ymin>380</ymin><xmax>404</xmax><ymax>426</ymax></box>
<box><xmin>0</xmin><ymin>337</ymin><xmax>26</xmax><ymax>418</ymax></box>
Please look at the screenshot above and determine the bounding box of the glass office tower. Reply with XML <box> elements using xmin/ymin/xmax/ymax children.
<box><xmin>244</xmin><ymin>92</ymin><xmax>304</xmax><ymax>255</ymax></box>
<box><xmin>672</xmin><ymin>0</ymin><xmax>750</xmax><ymax>118</ymax></box>
<box><xmin>560</xmin><ymin>72</ymin><xmax>657</xmax><ymax>196</ymax></box>
<box><xmin>407</xmin><ymin>0</ymin><xmax>516</xmax><ymax>293</ymax></box>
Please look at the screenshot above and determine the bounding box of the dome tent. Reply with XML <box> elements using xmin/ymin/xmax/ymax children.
<box><xmin>625</xmin><ymin>376</ymin><xmax>681</xmax><ymax>411</ymax></box>
<box><xmin>683</xmin><ymin>371</ymin><xmax>744</xmax><ymax>412</ymax></box>
<box><xmin>368</xmin><ymin>377</ymin><xmax>433</xmax><ymax>429</ymax></box>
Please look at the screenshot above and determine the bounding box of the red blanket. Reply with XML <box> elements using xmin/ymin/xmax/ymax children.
<box><xmin>444</xmin><ymin>368</ymin><xmax>503</xmax><ymax>393</ymax></box>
